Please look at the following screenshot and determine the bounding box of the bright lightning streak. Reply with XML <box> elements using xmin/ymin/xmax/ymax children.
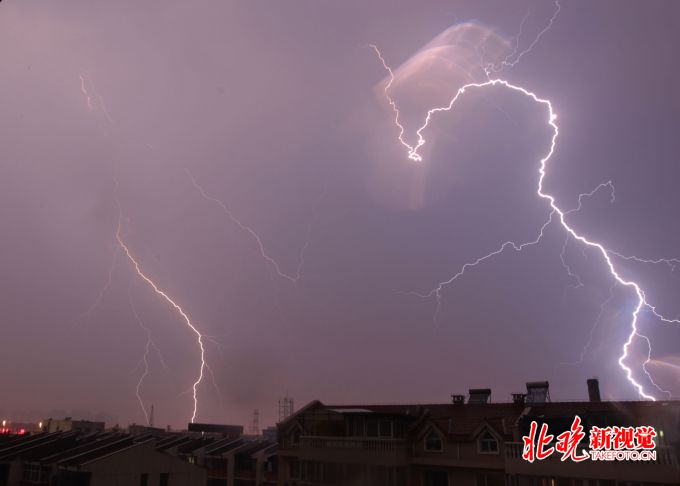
<box><xmin>115</xmin><ymin>205</ymin><xmax>206</xmax><ymax>422</ymax></box>
<box><xmin>373</xmin><ymin>47</ymin><xmax>678</xmax><ymax>400</ymax></box>
<box><xmin>369</xmin><ymin>45</ymin><xmax>418</xmax><ymax>161</ymax></box>
<box><xmin>559</xmin><ymin>181</ymin><xmax>616</xmax><ymax>292</ymax></box>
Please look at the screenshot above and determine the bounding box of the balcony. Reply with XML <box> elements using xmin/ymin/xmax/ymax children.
<box><xmin>301</xmin><ymin>436</ymin><xmax>406</xmax><ymax>452</ymax></box>
<box><xmin>280</xmin><ymin>436</ymin><xmax>408</xmax><ymax>465</ymax></box>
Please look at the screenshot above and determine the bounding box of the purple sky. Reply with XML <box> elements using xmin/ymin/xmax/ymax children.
<box><xmin>1</xmin><ymin>0</ymin><xmax>679</xmax><ymax>429</ymax></box>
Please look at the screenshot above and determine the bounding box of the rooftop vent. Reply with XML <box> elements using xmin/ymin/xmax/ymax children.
<box><xmin>451</xmin><ymin>394</ymin><xmax>465</xmax><ymax>405</ymax></box>
<box><xmin>525</xmin><ymin>381</ymin><xmax>550</xmax><ymax>405</ymax></box>
<box><xmin>468</xmin><ymin>388</ymin><xmax>491</xmax><ymax>404</ymax></box>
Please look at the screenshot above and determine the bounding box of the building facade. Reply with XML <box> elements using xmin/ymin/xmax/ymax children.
<box><xmin>277</xmin><ymin>382</ymin><xmax>680</xmax><ymax>486</ymax></box>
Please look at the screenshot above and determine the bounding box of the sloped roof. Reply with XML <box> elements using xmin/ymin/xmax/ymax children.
<box><xmin>296</xmin><ymin>399</ymin><xmax>680</xmax><ymax>443</ymax></box>
<box><xmin>203</xmin><ymin>438</ymin><xmax>245</xmax><ymax>456</ymax></box>
<box><xmin>176</xmin><ymin>437</ymin><xmax>215</xmax><ymax>454</ymax></box>
<box><xmin>0</xmin><ymin>432</ymin><xmax>151</xmax><ymax>467</ymax></box>
<box><xmin>0</xmin><ymin>432</ymin><xmax>79</xmax><ymax>461</ymax></box>
<box><xmin>233</xmin><ymin>440</ymin><xmax>274</xmax><ymax>458</ymax></box>
<box><xmin>40</xmin><ymin>434</ymin><xmax>129</xmax><ymax>463</ymax></box>
<box><xmin>57</xmin><ymin>437</ymin><xmax>144</xmax><ymax>467</ymax></box>
<box><xmin>156</xmin><ymin>435</ymin><xmax>191</xmax><ymax>451</ymax></box>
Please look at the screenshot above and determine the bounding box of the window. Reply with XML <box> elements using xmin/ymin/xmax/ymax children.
<box><xmin>159</xmin><ymin>473</ymin><xmax>169</xmax><ymax>486</ymax></box>
<box><xmin>477</xmin><ymin>472</ymin><xmax>504</xmax><ymax>486</ymax></box>
<box><xmin>479</xmin><ymin>432</ymin><xmax>499</xmax><ymax>454</ymax></box>
<box><xmin>424</xmin><ymin>431</ymin><xmax>443</xmax><ymax>452</ymax></box>
<box><xmin>207</xmin><ymin>480</ymin><xmax>227</xmax><ymax>486</ymax></box>
<box><xmin>351</xmin><ymin>418</ymin><xmax>364</xmax><ymax>436</ymax></box>
<box><xmin>423</xmin><ymin>470</ymin><xmax>448</xmax><ymax>486</ymax></box>
<box><xmin>290</xmin><ymin>461</ymin><xmax>301</xmax><ymax>480</ymax></box>
<box><xmin>655</xmin><ymin>429</ymin><xmax>664</xmax><ymax>446</ymax></box>
<box><xmin>365</xmin><ymin>420</ymin><xmax>379</xmax><ymax>437</ymax></box>
<box><xmin>290</xmin><ymin>428</ymin><xmax>301</xmax><ymax>445</ymax></box>
<box><xmin>140</xmin><ymin>473</ymin><xmax>148</xmax><ymax>486</ymax></box>
<box><xmin>379</xmin><ymin>420</ymin><xmax>392</xmax><ymax>437</ymax></box>
<box><xmin>22</xmin><ymin>464</ymin><xmax>41</xmax><ymax>483</ymax></box>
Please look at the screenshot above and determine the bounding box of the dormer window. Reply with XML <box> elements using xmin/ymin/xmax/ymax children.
<box><xmin>479</xmin><ymin>432</ymin><xmax>499</xmax><ymax>454</ymax></box>
<box><xmin>424</xmin><ymin>430</ymin><xmax>443</xmax><ymax>452</ymax></box>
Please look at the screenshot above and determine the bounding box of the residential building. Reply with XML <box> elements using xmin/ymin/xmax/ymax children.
<box><xmin>0</xmin><ymin>431</ymin><xmax>205</xmax><ymax>486</ymax></box>
<box><xmin>44</xmin><ymin>418</ymin><xmax>105</xmax><ymax>435</ymax></box>
<box><xmin>156</xmin><ymin>432</ymin><xmax>277</xmax><ymax>485</ymax></box>
<box><xmin>277</xmin><ymin>380</ymin><xmax>680</xmax><ymax>486</ymax></box>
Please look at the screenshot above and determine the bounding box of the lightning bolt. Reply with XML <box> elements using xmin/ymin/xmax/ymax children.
<box><xmin>559</xmin><ymin>181</ymin><xmax>616</xmax><ymax>292</ymax></box>
<box><xmin>560</xmin><ymin>236</ymin><xmax>584</xmax><ymax>291</ymax></box>
<box><xmin>610</xmin><ymin>250</ymin><xmax>680</xmax><ymax>272</ymax></box>
<box><xmin>370</xmin><ymin>45</ymin><xmax>416</xmax><ymax>161</ymax></box>
<box><xmin>566</xmin><ymin>181</ymin><xmax>616</xmax><ymax>215</ymax></box>
<box><xmin>403</xmin><ymin>211</ymin><xmax>556</xmax><ymax>329</ymax></box>
<box><xmin>558</xmin><ymin>282</ymin><xmax>618</xmax><ymax>367</ymax></box>
<box><xmin>77</xmin><ymin>76</ymin><xmax>219</xmax><ymax>423</ymax></box>
<box><xmin>79</xmin><ymin>74</ymin><xmax>94</xmax><ymax>110</ymax></box>
<box><xmin>204</xmin><ymin>363</ymin><xmax>226</xmax><ymax>412</ymax></box>
<box><xmin>79</xmin><ymin>71</ymin><xmax>114</xmax><ymax>124</ymax></box>
<box><xmin>71</xmin><ymin>245</ymin><xmax>119</xmax><ymax>327</ymax></box>
<box><xmin>294</xmin><ymin>172</ymin><xmax>330</xmax><ymax>281</ymax></box>
<box><xmin>128</xmin><ymin>288</ymin><xmax>172</xmax><ymax>425</ymax></box>
<box><xmin>115</xmin><ymin>203</ymin><xmax>207</xmax><ymax>422</ymax></box>
<box><xmin>185</xmin><ymin>168</ymin><xmax>325</xmax><ymax>283</ymax></box>
<box><xmin>485</xmin><ymin>0</ymin><xmax>562</xmax><ymax>74</ymax></box>
<box><xmin>372</xmin><ymin>46</ymin><xmax>678</xmax><ymax>400</ymax></box>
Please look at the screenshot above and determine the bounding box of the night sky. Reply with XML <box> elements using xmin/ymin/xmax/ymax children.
<box><xmin>1</xmin><ymin>0</ymin><xmax>679</xmax><ymax>430</ymax></box>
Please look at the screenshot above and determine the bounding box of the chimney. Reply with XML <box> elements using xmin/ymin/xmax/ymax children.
<box><xmin>587</xmin><ymin>378</ymin><xmax>601</xmax><ymax>402</ymax></box>
<box><xmin>451</xmin><ymin>394</ymin><xmax>465</xmax><ymax>405</ymax></box>
<box><xmin>468</xmin><ymin>388</ymin><xmax>491</xmax><ymax>404</ymax></box>
<box><xmin>512</xmin><ymin>393</ymin><xmax>527</xmax><ymax>405</ymax></box>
